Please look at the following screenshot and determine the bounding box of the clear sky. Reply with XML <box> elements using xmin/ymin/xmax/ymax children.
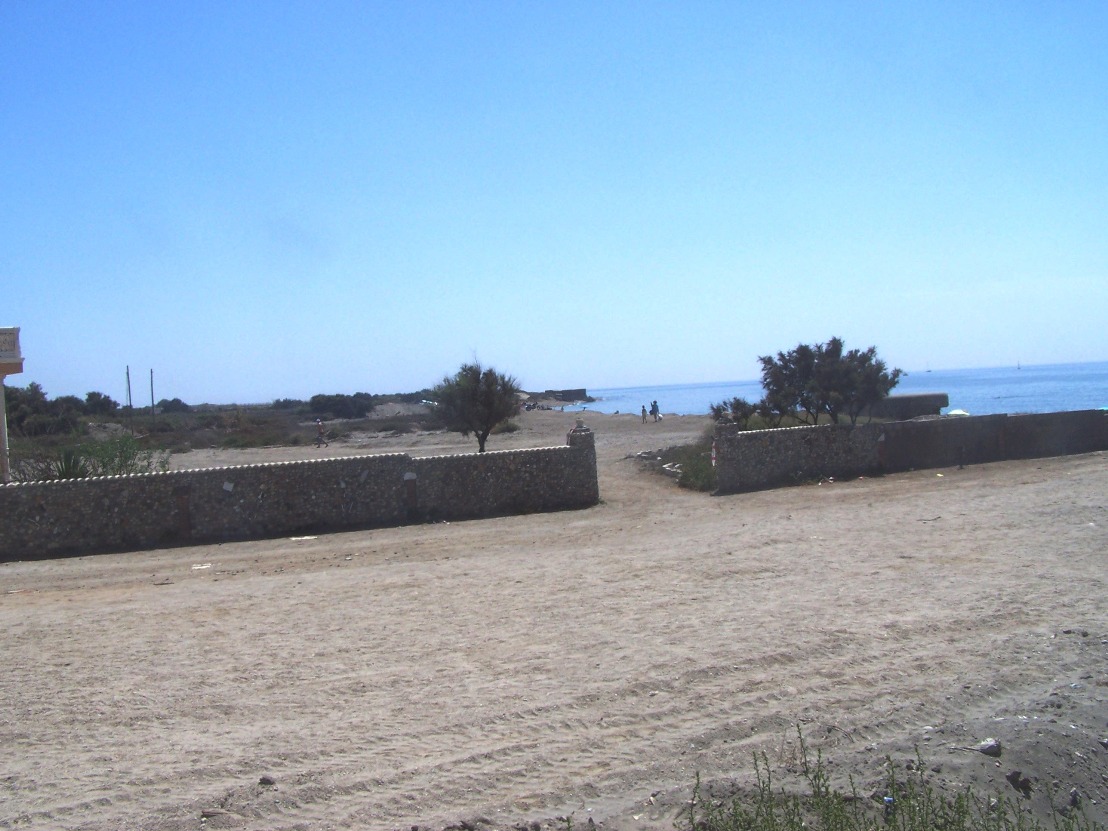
<box><xmin>3</xmin><ymin>1</ymin><xmax>1106</xmax><ymax>404</ymax></box>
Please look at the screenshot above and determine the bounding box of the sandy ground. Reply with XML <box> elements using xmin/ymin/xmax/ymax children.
<box><xmin>2</xmin><ymin>409</ymin><xmax>1106</xmax><ymax>831</ymax></box>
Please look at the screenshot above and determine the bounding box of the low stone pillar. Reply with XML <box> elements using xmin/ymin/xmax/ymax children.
<box><xmin>566</xmin><ymin>421</ymin><xmax>599</xmax><ymax>505</ymax></box>
<box><xmin>567</xmin><ymin>419</ymin><xmax>594</xmax><ymax>447</ymax></box>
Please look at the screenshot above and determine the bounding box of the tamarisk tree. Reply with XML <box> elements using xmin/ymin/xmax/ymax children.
<box><xmin>432</xmin><ymin>362</ymin><xmax>521</xmax><ymax>452</ymax></box>
<box><xmin>714</xmin><ymin>337</ymin><xmax>902</xmax><ymax>427</ymax></box>
<box><xmin>762</xmin><ymin>337</ymin><xmax>902</xmax><ymax>425</ymax></box>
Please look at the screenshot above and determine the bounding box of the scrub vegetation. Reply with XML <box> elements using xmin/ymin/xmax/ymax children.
<box><xmin>2</xmin><ymin>382</ymin><xmax>442</xmax><ymax>481</ymax></box>
<box><xmin>679</xmin><ymin>731</ymin><xmax>1101</xmax><ymax>831</ymax></box>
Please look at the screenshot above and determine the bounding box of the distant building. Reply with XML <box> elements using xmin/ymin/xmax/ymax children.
<box><xmin>544</xmin><ymin>389</ymin><xmax>590</xmax><ymax>403</ymax></box>
<box><xmin>864</xmin><ymin>393</ymin><xmax>949</xmax><ymax>420</ymax></box>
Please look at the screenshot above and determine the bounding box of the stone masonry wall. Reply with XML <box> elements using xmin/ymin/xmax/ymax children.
<box><xmin>713</xmin><ymin>422</ymin><xmax>880</xmax><ymax>494</ymax></box>
<box><xmin>410</xmin><ymin>422</ymin><xmax>598</xmax><ymax>521</ymax></box>
<box><xmin>714</xmin><ymin>410</ymin><xmax>1107</xmax><ymax>495</ymax></box>
<box><xmin>0</xmin><ymin>426</ymin><xmax>599</xmax><ymax>562</ymax></box>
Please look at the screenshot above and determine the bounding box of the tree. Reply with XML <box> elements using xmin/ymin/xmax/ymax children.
<box><xmin>759</xmin><ymin>337</ymin><xmax>902</xmax><ymax>425</ymax></box>
<box><xmin>156</xmin><ymin>397</ymin><xmax>191</xmax><ymax>413</ymax></box>
<box><xmin>810</xmin><ymin>336</ymin><xmax>849</xmax><ymax>424</ymax></box>
<box><xmin>841</xmin><ymin>345</ymin><xmax>904</xmax><ymax>425</ymax></box>
<box><xmin>6</xmin><ymin>382</ymin><xmax>78</xmax><ymax>436</ymax></box>
<box><xmin>6</xmin><ymin>381</ymin><xmax>47</xmax><ymax>430</ymax></box>
<box><xmin>85</xmin><ymin>391</ymin><xmax>120</xmax><ymax>415</ymax></box>
<box><xmin>710</xmin><ymin>396</ymin><xmax>757</xmax><ymax>428</ymax></box>
<box><xmin>759</xmin><ymin>343</ymin><xmax>819</xmax><ymax>424</ymax></box>
<box><xmin>432</xmin><ymin>362</ymin><xmax>521</xmax><ymax>452</ymax></box>
<box><xmin>309</xmin><ymin>392</ymin><xmax>375</xmax><ymax>419</ymax></box>
<box><xmin>271</xmin><ymin>398</ymin><xmax>306</xmax><ymax>410</ymax></box>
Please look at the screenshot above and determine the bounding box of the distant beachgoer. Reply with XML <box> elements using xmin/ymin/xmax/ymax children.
<box><xmin>650</xmin><ymin>400</ymin><xmax>660</xmax><ymax>422</ymax></box>
<box><xmin>641</xmin><ymin>405</ymin><xmax>647</xmax><ymax>424</ymax></box>
<box><xmin>315</xmin><ymin>418</ymin><xmax>329</xmax><ymax>448</ymax></box>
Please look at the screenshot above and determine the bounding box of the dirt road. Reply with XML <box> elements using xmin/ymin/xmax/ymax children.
<box><xmin>2</xmin><ymin>411</ymin><xmax>1105</xmax><ymax>830</ymax></box>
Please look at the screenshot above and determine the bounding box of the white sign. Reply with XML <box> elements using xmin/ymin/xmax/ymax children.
<box><xmin>0</xmin><ymin>328</ymin><xmax>20</xmax><ymax>362</ymax></box>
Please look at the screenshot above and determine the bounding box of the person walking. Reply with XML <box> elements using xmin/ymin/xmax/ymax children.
<box><xmin>315</xmin><ymin>418</ymin><xmax>329</xmax><ymax>448</ymax></box>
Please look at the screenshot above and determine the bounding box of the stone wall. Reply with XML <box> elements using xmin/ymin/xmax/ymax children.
<box><xmin>713</xmin><ymin>423</ymin><xmax>880</xmax><ymax>494</ymax></box>
<box><xmin>1003</xmin><ymin>411</ymin><xmax>1108</xmax><ymax>459</ymax></box>
<box><xmin>714</xmin><ymin>410</ymin><xmax>1107</xmax><ymax>494</ymax></box>
<box><xmin>0</xmin><ymin>426</ymin><xmax>599</xmax><ymax>562</ymax></box>
<box><xmin>410</xmin><ymin>422</ymin><xmax>598</xmax><ymax>521</ymax></box>
<box><xmin>879</xmin><ymin>414</ymin><xmax>1009</xmax><ymax>470</ymax></box>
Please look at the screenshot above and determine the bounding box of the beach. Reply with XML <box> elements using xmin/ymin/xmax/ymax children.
<box><xmin>2</xmin><ymin>409</ymin><xmax>1106</xmax><ymax>830</ymax></box>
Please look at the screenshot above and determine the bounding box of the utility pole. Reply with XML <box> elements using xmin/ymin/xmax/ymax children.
<box><xmin>126</xmin><ymin>365</ymin><xmax>134</xmax><ymax>435</ymax></box>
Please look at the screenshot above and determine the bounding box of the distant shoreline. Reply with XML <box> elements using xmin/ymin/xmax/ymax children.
<box><xmin>584</xmin><ymin>360</ymin><xmax>1107</xmax><ymax>416</ymax></box>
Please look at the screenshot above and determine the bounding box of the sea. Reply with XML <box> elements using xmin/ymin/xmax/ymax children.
<box><xmin>581</xmin><ymin>361</ymin><xmax>1108</xmax><ymax>417</ymax></box>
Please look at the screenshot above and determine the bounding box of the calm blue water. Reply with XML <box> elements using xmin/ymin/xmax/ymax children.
<box><xmin>583</xmin><ymin>361</ymin><xmax>1108</xmax><ymax>417</ymax></box>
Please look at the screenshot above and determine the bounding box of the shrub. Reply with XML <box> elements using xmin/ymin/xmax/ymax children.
<box><xmin>711</xmin><ymin>396</ymin><xmax>758</xmax><ymax>428</ymax></box>
<box><xmin>677</xmin><ymin>449</ymin><xmax>716</xmax><ymax>491</ymax></box>
<box><xmin>309</xmin><ymin>392</ymin><xmax>375</xmax><ymax>419</ymax></box>
<box><xmin>156</xmin><ymin>397</ymin><xmax>191</xmax><ymax>413</ymax></box>
<box><xmin>272</xmin><ymin>397</ymin><xmax>307</xmax><ymax>411</ymax></box>
<box><xmin>51</xmin><ymin>448</ymin><xmax>93</xmax><ymax>479</ymax></box>
<box><xmin>11</xmin><ymin>435</ymin><xmax>169</xmax><ymax>481</ymax></box>
<box><xmin>82</xmin><ymin>435</ymin><xmax>169</xmax><ymax>476</ymax></box>
<box><xmin>491</xmin><ymin>419</ymin><xmax>520</xmax><ymax>435</ymax></box>
<box><xmin>682</xmin><ymin>727</ymin><xmax>1101</xmax><ymax>831</ymax></box>
<box><xmin>659</xmin><ymin>434</ymin><xmax>716</xmax><ymax>492</ymax></box>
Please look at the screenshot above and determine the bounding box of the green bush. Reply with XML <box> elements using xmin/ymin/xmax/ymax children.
<box><xmin>711</xmin><ymin>396</ymin><xmax>758</xmax><ymax>427</ymax></box>
<box><xmin>51</xmin><ymin>448</ymin><xmax>93</xmax><ymax>479</ymax></box>
<box><xmin>491</xmin><ymin>419</ymin><xmax>520</xmax><ymax>435</ymax></box>
<box><xmin>677</xmin><ymin>450</ymin><xmax>716</xmax><ymax>491</ymax></box>
<box><xmin>156</xmin><ymin>397</ymin><xmax>191</xmax><ymax>413</ymax></box>
<box><xmin>657</xmin><ymin>430</ymin><xmax>717</xmax><ymax>492</ymax></box>
<box><xmin>11</xmin><ymin>435</ymin><xmax>169</xmax><ymax>481</ymax></box>
<box><xmin>309</xmin><ymin>392</ymin><xmax>375</xmax><ymax>419</ymax></box>
<box><xmin>82</xmin><ymin>434</ymin><xmax>170</xmax><ymax>476</ymax></box>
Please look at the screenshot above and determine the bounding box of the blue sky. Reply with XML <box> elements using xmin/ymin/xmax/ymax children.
<box><xmin>3</xmin><ymin>1</ymin><xmax>1106</xmax><ymax>404</ymax></box>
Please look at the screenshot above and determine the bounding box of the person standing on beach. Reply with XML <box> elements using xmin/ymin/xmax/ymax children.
<box><xmin>650</xmin><ymin>400</ymin><xmax>660</xmax><ymax>422</ymax></box>
<box><xmin>641</xmin><ymin>404</ymin><xmax>648</xmax><ymax>424</ymax></box>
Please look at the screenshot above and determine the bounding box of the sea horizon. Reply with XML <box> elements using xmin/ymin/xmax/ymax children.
<box><xmin>581</xmin><ymin>359</ymin><xmax>1108</xmax><ymax>418</ymax></box>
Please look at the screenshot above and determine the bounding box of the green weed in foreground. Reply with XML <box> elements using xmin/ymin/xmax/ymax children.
<box><xmin>657</xmin><ymin>430</ymin><xmax>717</xmax><ymax>492</ymax></box>
<box><xmin>682</xmin><ymin>731</ymin><xmax>1100</xmax><ymax>831</ymax></box>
